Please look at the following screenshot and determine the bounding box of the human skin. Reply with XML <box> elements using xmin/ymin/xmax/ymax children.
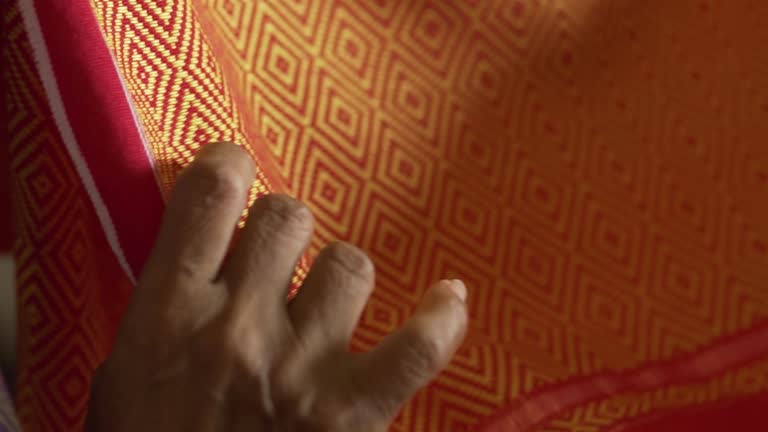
<box><xmin>85</xmin><ymin>142</ymin><xmax>468</xmax><ymax>431</ymax></box>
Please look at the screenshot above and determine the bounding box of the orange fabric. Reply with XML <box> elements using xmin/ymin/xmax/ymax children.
<box><xmin>6</xmin><ymin>0</ymin><xmax>768</xmax><ymax>430</ymax></box>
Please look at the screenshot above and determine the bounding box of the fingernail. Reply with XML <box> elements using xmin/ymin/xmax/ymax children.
<box><xmin>449</xmin><ymin>279</ymin><xmax>467</xmax><ymax>302</ymax></box>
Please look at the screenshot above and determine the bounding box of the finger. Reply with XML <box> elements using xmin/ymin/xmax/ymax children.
<box><xmin>288</xmin><ymin>242</ymin><xmax>374</xmax><ymax>353</ymax></box>
<box><xmin>223</xmin><ymin>194</ymin><xmax>313</xmax><ymax>312</ymax></box>
<box><xmin>355</xmin><ymin>280</ymin><xmax>468</xmax><ymax>417</ymax></box>
<box><xmin>142</xmin><ymin>142</ymin><xmax>255</xmax><ymax>286</ymax></box>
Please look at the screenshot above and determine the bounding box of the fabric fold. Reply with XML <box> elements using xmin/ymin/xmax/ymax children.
<box><xmin>5</xmin><ymin>0</ymin><xmax>768</xmax><ymax>431</ymax></box>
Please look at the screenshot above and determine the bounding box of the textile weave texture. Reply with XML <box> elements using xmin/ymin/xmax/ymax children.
<box><xmin>5</xmin><ymin>0</ymin><xmax>768</xmax><ymax>431</ymax></box>
<box><xmin>0</xmin><ymin>373</ymin><xmax>20</xmax><ymax>432</ymax></box>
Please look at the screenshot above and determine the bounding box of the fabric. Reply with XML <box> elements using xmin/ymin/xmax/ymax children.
<box><xmin>0</xmin><ymin>372</ymin><xmax>20</xmax><ymax>432</ymax></box>
<box><xmin>0</xmin><ymin>141</ymin><xmax>11</xmax><ymax>252</ymax></box>
<box><xmin>4</xmin><ymin>0</ymin><xmax>768</xmax><ymax>431</ymax></box>
<box><xmin>0</xmin><ymin>27</ymin><xmax>12</xmax><ymax>253</ymax></box>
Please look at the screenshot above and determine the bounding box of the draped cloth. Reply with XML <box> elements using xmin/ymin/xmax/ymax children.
<box><xmin>0</xmin><ymin>373</ymin><xmax>20</xmax><ymax>432</ymax></box>
<box><xmin>4</xmin><ymin>0</ymin><xmax>768</xmax><ymax>430</ymax></box>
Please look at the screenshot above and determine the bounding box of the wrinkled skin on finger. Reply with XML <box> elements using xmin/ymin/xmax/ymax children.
<box><xmin>85</xmin><ymin>143</ymin><xmax>468</xmax><ymax>432</ymax></box>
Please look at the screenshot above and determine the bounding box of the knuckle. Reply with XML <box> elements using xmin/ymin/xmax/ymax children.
<box><xmin>220</xmin><ymin>321</ymin><xmax>250</xmax><ymax>356</ymax></box>
<box><xmin>324</xmin><ymin>242</ymin><xmax>374</xmax><ymax>280</ymax></box>
<box><xmin>272</xmin><ymin>369</ymin><xmax>383</xmax><ymax>430</ymax></box>
<box><xmin>257</xmin><ymin>194</ymin><xmax>314</xmax><ymax>233</ymax></box>
<box><xmin>175</xmin><ymin>260</ymin><xmax>202</xmax><ymax>283</ymax></box>
<box><xmin>221</xmin><ymin>330</ymin><xmax>244</xmax><ymax>360</ymax></box>
<box><xmin>302</xmin><ymin>397</ymin><xmax>361</xmax><ymax>431</ymax></box>
<box><xmin>400</xmin><ymin>328</ymin><xmax>443</xmax><ymax>379</ymax></box>
<box><xmin>186</xmin><ymin>158</ymin><xmax>248</xmax><ymax>203</ymax></box>
<box><xmin>209</xmin><ymin>320</ymin><xmax>269</xmax><ymax>372</ymax></box>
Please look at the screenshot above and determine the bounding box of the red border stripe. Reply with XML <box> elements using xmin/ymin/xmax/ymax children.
<box><xmin>479</xmin><ymin>319</ymin><xmax>768</xmax><ymax>431</ymax></box>
<box><xmin>28</xmin><ymin>0</ymin><xmax>164</xmax><ymax>279</ymax></box>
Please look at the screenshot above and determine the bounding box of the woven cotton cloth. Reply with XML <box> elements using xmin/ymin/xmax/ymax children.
<box><xmin>4</xmin><ymin>0</ymin><xmax>768</xmax><ymax>430</ymax></box>
<box><xmin>0</xmin><ymin>374</ymin><xmax>19</xmax><ymax>432</ymax></box>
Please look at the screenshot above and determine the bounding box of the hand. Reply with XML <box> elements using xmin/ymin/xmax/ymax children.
<box><xmin>85</xmin><ymin>143</ymin><xmax>468</xmax><ymax>431</ymax></box>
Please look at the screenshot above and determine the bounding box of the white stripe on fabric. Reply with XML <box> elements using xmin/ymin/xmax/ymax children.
<box><xmin>18</xmin><ymin>0</ymin><xmax>138</xmax><ymax>285</ymax></box>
